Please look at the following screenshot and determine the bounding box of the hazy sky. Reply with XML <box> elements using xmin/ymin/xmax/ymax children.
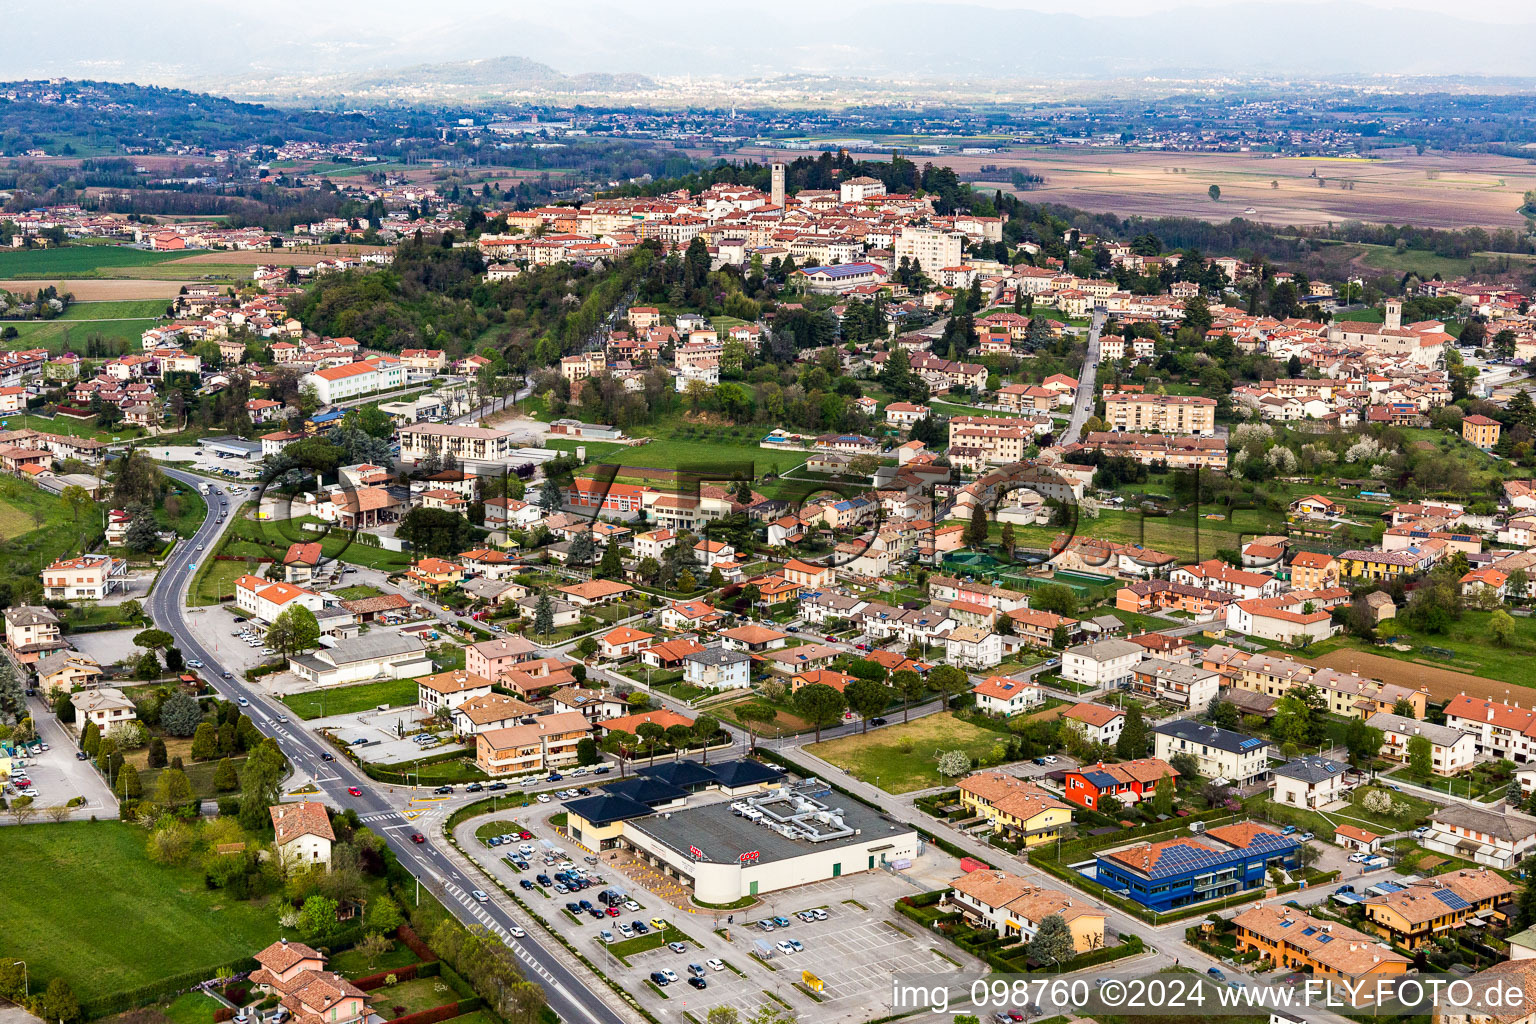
<box><xmin>16</xmin><ymin>0</ymin><xmax>1536</xmax><ymax>87</ymax></box>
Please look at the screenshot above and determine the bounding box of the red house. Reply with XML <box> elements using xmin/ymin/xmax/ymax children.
<box><xmin>1061</xmin><ymin>758</ymin><xmax>1179</xmax><ymax>811</ymax></box>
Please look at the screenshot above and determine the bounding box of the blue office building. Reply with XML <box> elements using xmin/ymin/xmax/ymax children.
<box><xmin>1094</xmin><ymin>821</ymin><xmax>1300</xmax><ymax>913</ymax></box>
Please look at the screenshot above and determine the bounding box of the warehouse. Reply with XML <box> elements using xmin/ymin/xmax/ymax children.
<box><xmin>567</xmin><ymin>764</ymin><xmax>920</xmax><ymax>903</ymax></box>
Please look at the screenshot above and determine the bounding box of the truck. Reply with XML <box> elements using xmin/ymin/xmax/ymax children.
<box><xmin>199</xmin><ymin>482</ymin><xmax>213</xmax><ymax>495</ymax></box>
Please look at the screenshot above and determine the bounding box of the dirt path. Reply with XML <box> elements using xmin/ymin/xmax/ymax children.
<box><xmin>1301</xmin><ymin>648</ymin><xmax>1536</xmax><ymax>704</ymax></box>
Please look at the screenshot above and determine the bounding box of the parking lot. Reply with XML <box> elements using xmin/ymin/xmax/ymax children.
<box><xmin>187</xmin><ymin>605</ymin><xmax>277</xmax><ymax>674</ymax></box>
<box><xmin>8</xmin><ymin>693</ymin><xmax>117</xmax><ymax>817</ymax></box>
<box><xmin>455</xmin><ymin>803</ymin><xmax>975</xmax><ymax>1023</ymax></box>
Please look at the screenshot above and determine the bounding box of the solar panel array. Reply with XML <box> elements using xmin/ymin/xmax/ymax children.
<box><xmin>1316</xmin><ymin>934</ymin><xmax>1334</xmax><ymax>944</ymax></box>
<box><xmin>1144</xmin><ymin>840</ymin><xmax>1241</xmax><ymax>879</ymax></box>
<box><xmin>1432</xmin><ymin>888</ymin><xmax>1472</xmax><ymax>911</ymax></box>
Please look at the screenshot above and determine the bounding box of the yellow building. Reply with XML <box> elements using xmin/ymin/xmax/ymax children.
<box><xmin>1362</xmin><ymin>871</ymin><xmax>1515</xmax><ymax>950</ymax></box>
<box><xmin>1338</xmin><ymin>549</ymin><xmax>1425</xmax><ymax>582</ymax></box>
<box><xmin>1463</xmin><ymin>414</ymin><xmax>1502</xmax><ymax>450</ymax></box>
<box><xmin>1232</xmin><ymin>904</ymin><xmax>1410</xmax><ymax>1001</ymax></box>
<box><xmin>1289</xmin><ymin>551</ymin><xmax>1339</xmax><ymax>591</ymax></box>
<box><xmin>948</xmin><ymin>870</ymin><xmax>1105</xmax><ymax>953</ymax></box>
<box><xmin>1201</xmin><ymin>645</ymin><xmax>1428</xmax><ymax>720</ymax></box>
<box><xmin>956</xmin><ymin>770</ymin><xmax>1073</xmax><ymax>847</ymax></box>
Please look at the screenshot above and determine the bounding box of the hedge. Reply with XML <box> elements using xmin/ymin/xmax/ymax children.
<box><xmin>396</xmin><ymin>923</ymin><xmax>438</xmax><ymax>962</ymax></box>
<box><xmin>353</xmin><ymin>962</ymin><xmax>422</xmax><ymax>990</ymax></box>
<box><xmin>386</xmin><ymin>1000</ymin><xmax>481</xmax><ymax>1024</ymax></box>
<box><xmin>444</xmin><ymin>793</ymin><xmax>530</xmax><ymax>831</ymax></box>
<box><xmin>79</xmin><ymin>959</ymin><xmax>257</xmax><ymax>1019</ymax></box>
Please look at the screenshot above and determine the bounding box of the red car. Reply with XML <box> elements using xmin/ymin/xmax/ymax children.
<box><xmin>411</xmin><ymin>833</ymin><xmax>426</xmax><ymax>844</ymax></box>
<box><xmin>519</xmin><ymin>831</ymin><xmax>533</xmax><ymax>840</ymax></box>
<box><xmin>347</xmin><ymin>786</ymin><xmax>362</xmax><ymax>796</ymax></box>
<box><xmin>606</xmin><ymin>907</ymin><xmax>620</xmax><ymax>917</ymax></box>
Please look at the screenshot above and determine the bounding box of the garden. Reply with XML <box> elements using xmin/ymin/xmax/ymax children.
<box><xmin>805</xmin><ymin>712</ymin><xmax>1025</xmax><ymax>794</ymax></box>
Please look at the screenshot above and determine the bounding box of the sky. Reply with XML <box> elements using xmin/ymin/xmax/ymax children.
<box><xmin>14</xmin><ymin>1</ymin><xmax>1536</xmax><ymax>89</ymax></box>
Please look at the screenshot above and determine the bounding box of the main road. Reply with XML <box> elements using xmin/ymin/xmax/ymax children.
<box><xmin>148</xmin><ymin>468</ymin><xmax>632</xmax><ymax>1024</ymax></box>
<box><xmin>1063</xmin><ymin>305</ymin><xmax>1107</xmax><ymax>443</ymax></box>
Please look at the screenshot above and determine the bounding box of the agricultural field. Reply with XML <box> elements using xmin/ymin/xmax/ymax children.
<box><xmin>0</xmin><ymin>821</ymin><xmax>284</xmax><ymax>1004</ymax></box>
<box><xmin>0</xmin><ymin>277</ymin><xmax>191</xmax><ymax>300</ymax></box>
<box><xmin>1305</xmin><ymin>609</ymin><xmax>1536</xmax><ymax>699</ymax></box>
<box><xmin>805</xmin><ymin>712</ymin><xmax>1012</xmax><ymax>793</ymax></box>
<box><xmin>719</xmin><ymin>145</ymin><xmax>1536</xmax><ymax>230</ymax></box>
<box><xmin>0</xmin><ymin>245</ymin><xmax>190</xmax><ymax>278</ymax></box>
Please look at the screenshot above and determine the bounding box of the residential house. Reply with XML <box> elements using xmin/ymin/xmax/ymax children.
<box><xmin>682</xmin><ymin>648</ymin><xmax>753</xmax><ymax>690</ymax></box>
<box><xmin>1060</xmin><ymin>758</ymin><xmax>1178</xmax><ymax>812</ymax></box>
<box><xmin>550</xmin><ymin>687</ymin><xmax>629</xmax><ymax>722</ymax></box>
<box><xmin>1364</xmin><ymin>712</ymin><xmax>1475</xmax><ymax>776</ymax></box>
<box><xmin>956</xmin><ymin>771</ymin><xmax>1074</xmax><ymax>847</ymax></box>
<box><xmin>1061</xmin><ymin>638</ymin><xmax>1143</xmax><ymax>689</ymax></box>
<box><xmin>1059</xmin><ymin>703</ymin><xmax>1124</xmax><ymax>747</ymax></box>
<box><xmin>465</xmin><ymin>636</ymin><xmax>540</xmax><ymax>683</ymax></box>
<box><xmin>39</xmin><ymin>553</ymin><xmax>126</xmax><ymax>600</ymax></box>
<box><xmin>417</xmin><ymin>670</ymin><xmax>495</xmax><ymax>717</ymax></box>
<box><xmin>971</xmin><ymin>675</ymin><xmax>1045</xmax><ymax>716</ymax></box>
<box><xmin>599</xmin><ymin>626</ymin><xmax>656</xmax><ymax>660</ymax></box>
<box><xmin>70</xmin><ymin>686</ymin><xmax>135</xmax><ymax>735</ymax></box>
<box><xmin>1152</xmin><ymin>720</ymin><xmax>1272</xmax><ymax>785</ymax></box>
<box><xmin>269</xmin><ymin>801</ymin><xmax>335</xmax><ymax>871</ymax></box>
<box><xmin>452</xmin><ymin>692</ymin><xmax>539</xmax><ymax>738</ymax></box>
<box><xmin>1230</xmin><ymin>905</ymin><xmax>1409</xmax><ymax>999</ymax></box>
<box><xmin>1423</xmin><ymin>802</ymin><xmax>1536</xmax><ymax>870</ymax></box>
<box><xmin>476</xmin><ymin>711</ymin><xmax>592</xmax><ymax>776</ymax></box>
<box><xmin>1363</xmin><ymin>872</ymin><xmax>1516</xmax><ymax>949</ymax></box>
<box><xmin>947</xmin><ymin>870</ymin><xmax>1105</xmax><ymax>952</ymax></box>
<box><xmin>1271</xmin><ymin>756</ymin><xmax>1349</xmax><ymax>810</ymax></box>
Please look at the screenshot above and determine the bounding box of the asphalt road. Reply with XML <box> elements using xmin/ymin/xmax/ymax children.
<box><xmin>1063</xmin><ymin>305</ymin><xmax>1107</xmax><ymax>443</ymax></box>
<box><xmin>149</xmin><ymin>468</ymin><xmax>631</xmax><ymax>1024</ymax></box>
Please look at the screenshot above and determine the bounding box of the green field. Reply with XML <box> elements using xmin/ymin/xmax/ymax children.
<box><xmin>1309</xmin><ymin>609</ymin><xmax>1536</xmax><ymax>687</ymax></box>
<box><xmin>59</xmin><ymin>298</ymin><xmax>173</xmax><ymax>320</ymax></box>
<box><xmin>219</xmin><ymin>514</ymin><xmax>414</xmax><ymax>572</ymax></box>
<box><xmin>984</xmin><ymin>504</ymin><xmax>1290</xmax><ymax>565</ymax></box>
<box><xmin>3</xmin><ymin>315</ymin><xmax>159</xmax><ymax>353</ymax></box>
<box><xmin>0</xmin><ymin>821</ymin><xmax>286</xmax><ymax>1003</ymax></box>
<box><xmin>0</xmin><ymin>245</ymin><xmax>190</xmax><ymax>278</ymax></box>
<box><xmin>805</xmin><ymin>712</ymin><xmax>1011</xmax><ymax>794</ymax></box>
<box><xmin>190</xmin><ymin>558</ymin><xmax>255</xmax><ymax>607</ymax></box>
<box><xmin>545</xmin><ymin>432</ymin><xmax>808</xmax><ymax>480</ymax></box>
<box><xmin>280</xmin><ymin>677</ymin><xmax>423</xmax><ymax>720</ymax></box>
<box><xmin>0</xmin><ymin>474</ymin><xmax>96</xmax><ymax>589</ymax></box>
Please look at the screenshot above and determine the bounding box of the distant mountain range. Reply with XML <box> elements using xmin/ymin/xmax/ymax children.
<box><xmin>10</xmin><ymin>0</ymin><xmax>1536</xmax><ymax>101</ymax></box>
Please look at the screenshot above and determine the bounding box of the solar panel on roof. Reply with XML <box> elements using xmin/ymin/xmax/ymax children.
<box><xmin>1316</xmin><ymin>934</ymin><xmax>1333</xmax><ymax>944</ymax></box>
<box><xmin>1433</xmin><ymin>889</ymin><xmax>1472</xmax><ymax>911</ymax></box>
<box><xmin>1301</xmin><ymin>927</ymin><xmax>1317</xmax><ymax>936</ymax></box>
<box><xmin>1279</xmin><ymin>919</ymin><xmax>1294</xmax><ymax>928</ymax></box>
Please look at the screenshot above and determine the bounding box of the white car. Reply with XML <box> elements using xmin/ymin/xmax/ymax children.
<box><xmin>509</xmin><ymin>925</ymin><xmax>526</xmax><ymax>938</ymax></box>
<box><xmin>776</xmin><ymin>940</ymin><xmax>795</xmax><ymax>955</ymax></box>
<box><xmin>1042</xmin><ymin>755</ymin><xmax>1058</xmax><ymax>764</ymax></box>
<box><xmin>623</xmin><ymin>900</ymin><xmax>641</xmax><ymax>912</ymax></box>
<box><xmin>472</xmin><ymin>890</ymin><xmax>489</xmax><ymax>903</ymax></box>
<box><xmin>705</xmin><ymin>959</ymin><xmax>725</xmax><ymax>972</ymax></box>
<box><xmin>537</xmin><ymin>794</ymin><xmax>551</xmax><ymax>803</ymax></box>
<box><xmin>237</xmin><ymin>698</ymin><xmax>250</xmax><ymax>707</ymax></box>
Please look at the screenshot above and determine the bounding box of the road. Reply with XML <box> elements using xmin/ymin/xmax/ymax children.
<box><xmin>148</xmin><ymin>468</ymin><xmax>634</xmax><ymax>1024</ymax></box>
<box><xmin>1063</xmin><ymin>305</ymin><xmax>1107</xmax><ymax>443</ymax></box>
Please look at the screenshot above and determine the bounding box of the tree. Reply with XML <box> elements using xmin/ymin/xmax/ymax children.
<box><xmin>734</xmin><ymin>704</ymin><xmax>776</xmax><ymax>751</ymax></box>
<box><xmin>1151</xmin><ymin>776</ymin><xmax>1175</xmax><ymax>817</ymax></box>
<box><xmin>1343</xmin><ymin>719</ymin><xmax>1384</xmax><ymax>769</ymax></box>
<box><xmin>533</xmin><ymin>591</ymin><xmax>555</xmax><ymax>640</ymax></box>
<box><xmin>844</xmin><ymin>678</ymin><xmax>891</xmax><ymax>732</ymax></box>
<box><xmin>267</xmin><ymin>605</ymin><xmax>321</xmax><ymax>663</ymax></box>
<box><xmin>793</xmin><ymin>683</ymin><xmax>846</xmax><ymax>743</ymax></box>
<box><xmin>598</xmin><ymin>541</ymin><xmax>624</xmax><ymax>578</ymax></box>
<box><xmin>191</xmin><ymin>722</ymin><xmax>219</xmax><ymax>761</ymax></box>
<box><xmin>1391</xmin><ymin>697</ymin><xmax>1417</xmax><ymax>719</ymax></box>
<box><xmin>693</xmin><ymin>715</ymin><xmax>720</xmax><ymax>762</ymax></box>
<box><xmin>708</xmin><ymin>1008</ymin><xmax>741</xmax><ymax>1024</ymax></box>
<box><xmin>636</xmin><ymin>722</ymin><xmax>665</xmax><ymax>764</ymax></box>
<box><xmin>576</xmin><ymin>737</ymin><xmax>600</xmax><ymax>766</ymax></box>
<box><xmin>1407</xmin><ymin>735</ymin><xmax>1433</xmax><ymax>780</ymax></box>
<box><xmin>124</xmin><ymin>511</ymin><xmax>161</xmax><ymax>552</ymax></box>
<box><xmin>936</xmin><ymin>750</ymin><xmax>971</xmax><ymax>777</ymax></box>
<box><xmin>133</xmin><ymin>628</ymin><xmax>174</xmax><ymax>651</ymax></box>
<box><xmin>928</xmin><ymin>665</ymin><xmax>968</xmax><ymax>709</ymax></box>
<box><xmin>1168</xmin><ymin>752</ymin><xmax>1200</xmax><ymax>783</ymax></box>
<box><xmin>239</xmin><ymin>738</ymin><xmax>288</xmax><ymax>830</ymax></box>
<box><xmin>213</xmin><ymin>757</ymin><xmax>240</xmax><ymax>792</ymax></box>
<box><xmin>80</xmin><ymin>720</ymin><xmax>101</xmax><ymax>758</ymax></box>
<box><xmin>999</xmin><ymin>522</ymin><xmax>1015</xmax><ymax>559</ymax></box>
<box><xmin>298</xmin><ymin>895</ymin><xmax>340</xmax><ymax>939</ymax></box>
<box><xmin>1491</xmin><ymin>610</ymin><xmax>1517</xmax><ymax>647</ymax></box>
<box><xmin>116</xmin><ymin>763</ymin><xmax>142</xmax><ymax>800</ymax></box>
<box><xmin>354</xmin><ymin>931</ymin><xmax>394</xmax><ymax>970</ymax></box>
<box><xmin>964</xmin><ymin>501</ymin><xmax>990</xmax><ymax>551</ymax></box>
<box><xmin>1032</xmin><ymin>584</ymin><xmax>1078</xmax><ymax>618</ymax></box>
<box><xmin>891</xmin><ymin>669</ymin><xmax>925</xmax><ymax>725</ymax></box>
<box><xmin>1295</xmin><ymin>844</ymin><xmax>1322</xmax><ymax>873</ymax></box>
<box><xmin>1027</xmin><ymin>913</ymin><xmax>1077</xmax><ymax>968</ymax></box>
<box><xmin>396</xmin><ymin>507</ymin><xmax>475</xmax><ymax>558</ymax></box>
<box><xmin>1208</xmin><ymin>698</ymin><xmax>1240</xmax><ymax>730</ymax></box>
<box><xmin>1115</xmin><ymin>704</ymin><xmax>1148</xmax><ymax>759</ymax></box>
<box><xmin>1208</xmin><ymin>184</ymin><xmax>1221</xmax><ymax>202</ymax></box>
<box><xmin>35</xmin><ymin>978</ymin><xmax>80</xmax><ymax>1024</ymax></box>
<box><xmin>155</xmin><ymin>767</ymin><xmax>194</xmax><ymax>807</ymax></box>
<box><xmin>367</xmin><ymin>894</ymin><xmax>404</xmax><ymax>934</ymax></box>
<box><xmin>159</xmin><ymin>693</ymin><xmax>203</xmax><ymax>737</ymax></box>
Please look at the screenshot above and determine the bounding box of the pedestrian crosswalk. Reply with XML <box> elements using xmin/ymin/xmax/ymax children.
<box><xmin>360</xmin><ymin>811</ymin><xmax>400</xmax><ymax>824</ymax></box>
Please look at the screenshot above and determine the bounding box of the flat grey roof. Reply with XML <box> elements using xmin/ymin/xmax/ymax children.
<box><xmin>626</xmin><ymin>790</ymin><xmax>913</xmax><ymax>867</ymax></box>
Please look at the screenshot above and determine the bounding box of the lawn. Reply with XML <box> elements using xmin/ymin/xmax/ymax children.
<box><xmin>190</xmin><ymin>558</ymin><xmax>258</xmax><ymax>607</ymax></box>
<box><xmin>0</xmin><ymin>821</ymin><xmax>285</xmax><ymax>1003</ymax></box>
<box><xmin>221</xmin><ymin>514</ymin><xmax>413</xmax><ymax>571</ymax></box>
<box><xmin>333</xmin><ymin>584</ymin><xmax>385</xmax><ymax>601</ymax></box>
<box><xmin>545</xmin><ymin>417</ymin><xmax>809</xmax><ymax>480</ymax></box>
<box><xmin>140</xmin><ymin>756</ymin><xmax>247</xmax><ymax>800</ymax></box>
<box><xmin>280</xmin><ymin>677</ymin><xmax>423</xmax><ymax>720</ymax></box>
<box><xmin>805</xmin><ymin>712</ymin><xmax>1013</xmax><ymax>794</ymax></box>
<box><xmin>373</xmin><ymin>976</ymin><xmax>465</xmax><ymax>1018</ymax></box>
<box><xmin>59</xmin><ymin>298</ymin><xmax>173</xmax><ymax>320</ymax></box>
<box><xmin>0</xmin><ymin>245</ymin><xmax>190</xmax><ymax>278</ymax></box>
<box><xmin>0</xmin><ymin>474</ymin><xmax>96</xmax><ymax>590</ymax></box>
<box><xmin>2</xmin><ymin>316</ymin><xmax>159</xmax><ymax>352</ymax></box>
<box><xmin>1307</xmin><ymin>609</ymin><xmax>1536</xmax><ymax>689</ymax></box>
<box><xmin>984</xmin><ymin>504</ymin><xmax>1291</xmax><ymax>565</ymax></box>
<box><xmin>160</xmin><ymin>990</ymin><xmax>226</xmax><ymax>1024</ymax></box>
<box><xmin>327</xmin><ymin>942</ymin><xmax>421</xmax><ymax>977</ymax></box>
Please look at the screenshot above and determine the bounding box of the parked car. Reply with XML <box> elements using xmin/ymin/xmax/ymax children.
<box><xmin>649</xmin><ymin>972</ymin><xmax>668</xmax><ymax>986</ymax></box>
<box><xmin>705</xmin><ymin>959</ymin><xmax>724</xmax><ymax>972</ymax></box>
<box><xmin>688</xmin><ymin>978</ymin><xmax>706</xmax><ymax>990</ymax></box>
<box><xmin>776</xmin><ymin>940</ymin><xmax>795</xmax><ymax>955</ymax></box>
<box><xmin>668</xmin><ymin>941</ymin><xmax>686</xmax><ymax>954</ymax></box>
<box><xmin>772</xmin><ymin>916</ymin><xmax>790</xmax><ymax>927</ymax></box>
<box><xmin>520</xmin><ymin>879</ymin><xmax>534</xmax><ymax>890</ymax></box>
